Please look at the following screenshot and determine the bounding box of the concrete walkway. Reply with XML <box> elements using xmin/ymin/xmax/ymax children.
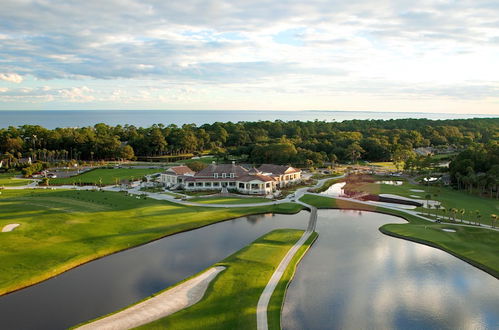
<box><xmin>77</xmin><ymin>266</ymin><xmax>225</xmax><ymax>330</ymax></box>
<box><xmin>256</xmin><ymin>202</ymin><xmax>318</xmax><ymax>330</ymax></box>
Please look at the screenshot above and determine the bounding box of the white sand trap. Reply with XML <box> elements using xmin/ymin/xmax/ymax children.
<box><xmin>78</xmin><ymin>266</ymin><xmax>225</xmax><ymax>330</ymax></box>
<box><xmin>2</xmin><ymin>224</ymin><xmax>20</xmax><ymax>232</ymax></box>
<box><xmin>321</xmin><ymin>182</ymin><xmax>346</xmax><ymax>197</ymax></box>
<box><xmin>410</xmin><ymin>189</ymin><xmax>425</xmax><ymax>192</ymax></box>
<box><xmin>375</xmin><ymin>180</ymin><xmax>403</xmax><ymax>185</ymax></box>
<box><xmin>410</xmin><ymin>195</ymin><xmax>421</xmax><ymax>198</ymax></box>
<box><xmin>442</xmin><ymin>228</ymin><xmax>456</xmax><ymax>233</ymax></box>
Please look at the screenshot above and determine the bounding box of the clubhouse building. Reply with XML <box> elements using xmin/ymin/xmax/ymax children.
<box><xmin>160</xmin><ymin>162</ymin><xmax>301</xmax><ymax>195</ymax></box>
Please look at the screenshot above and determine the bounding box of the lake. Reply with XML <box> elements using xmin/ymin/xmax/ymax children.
<box><xmin>282</xmin><ymin>210</ymin><xmax>499</xmax><ymax>330</ymax></box>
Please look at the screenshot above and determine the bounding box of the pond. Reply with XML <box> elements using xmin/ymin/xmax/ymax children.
<box><xmin>282</xmin><ymin>210</ymin><xmax>499</xmax><ymax>330</ymax></box>
<box><xmin>1</xmin><ymin>209</ymin><xmax>497</xmax><ymax>329</ymax></box>
<box><xmin>0</xmin><ymin>212</ymin><xmax>309</xmax><ymax>330</ymax></box>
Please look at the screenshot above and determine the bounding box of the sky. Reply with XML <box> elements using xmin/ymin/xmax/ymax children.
<box><xmin>0</xmin><ymin>0</ymin><xmax>498</xmax><ymax>114</ymax></box>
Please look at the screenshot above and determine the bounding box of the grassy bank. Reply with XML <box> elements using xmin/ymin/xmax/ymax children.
<box><xmin>189</xmin><ymin>196</ymin><xmax>271</xmax><ymax>204</ymax></box>
<box><xmin>300</xmin><ymin>193</ymin><xmax>499</xmax><ymax>278</ymax></box>
<box><xmin>267</xmin><ymin>232</ymin><xmax>318</xmax><ymax>329</ymax></box>
<box><xmin>0</xmin><ymin>189</ymin><xmax>303</xmax><ymax>295</ymax></box>
<box><xmin>0</xmin><ymin>172</ymin><xmax>32</xmax><ymax>187</ymax></box>
<box><xmin>380</xmin><ymin>223</ymin><xmax>499</xmax><ymax>278</ymax></box>
<box><xmin>139</xmin><ymin>229</ymin><xmax>308</xmax><ymax>330</ymax></box>
<box><xmin>49</xmin><ymin>168</ymin><xmax>160</xmax><ymax>186</ymax></box>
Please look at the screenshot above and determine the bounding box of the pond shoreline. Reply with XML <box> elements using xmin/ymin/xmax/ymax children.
<box><xmin>0</xmin><ymin>206</ymin><xmax>303</xmax><ymax>297</ymax></box>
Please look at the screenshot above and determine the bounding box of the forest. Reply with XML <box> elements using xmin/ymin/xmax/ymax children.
<box><xmin>1</xmin><ymin>118</ymin><xmax>496</xmax><ymax>166</ymax></box>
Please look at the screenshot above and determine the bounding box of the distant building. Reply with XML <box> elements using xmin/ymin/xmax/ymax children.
<box><xmin>160</xmin><ymin>162</ymin><xmax>301</xmax><ymax>195</ymax></box>
<box><xmin>414</xmin><ymin>147</ymin><xmax>434</xmax><ymax>156</ymax></box>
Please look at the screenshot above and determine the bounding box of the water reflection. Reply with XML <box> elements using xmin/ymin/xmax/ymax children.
<box><xmin>282</xmin><ymin>210</ymin><xmax>499</xmax><ymax>330</ymax></box>
<box><xmin>0</xmin><ymin>211</ymin><xmax>308</xmax><ymax>330</ymax></box>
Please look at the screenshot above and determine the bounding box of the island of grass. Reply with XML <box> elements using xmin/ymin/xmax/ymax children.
<box><xmin>134</xmin><ymin>229</ymin><xmax>317</xmax><ymax>330</ymax></box>
<box><xmin>0</xmin><ymin>189</ymin><xmax>303</xmax><ymax>295</ymax></box>
<box><xmin>48</xmin><ymin>168</ymin><xmax>161</xmax><ymax>186</ymax></box>
<box><xmin>300</xmin><ymin>193</ymin><xmax>499</xmax><ymax>278</ymax></box>
<box><xmin>189</xmin><ymin>196</ymin><xmax>271</xmax><ymax>204</ymax></box>
<box><xmin>0</xmin><ymin>172</ymin><xmax>33</xmax><ymax>187</ymax></box>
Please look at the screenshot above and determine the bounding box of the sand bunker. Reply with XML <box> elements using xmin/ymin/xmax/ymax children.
<box><xmin>375</xmin><ymin>180</ymin><xmax>403</xmax><ymax>185</ymax></box>
<box><xmin>410</xmin><ymin>189</ymin><xmax>425</xmax><ymax>192</ymax></box>
<box><xmin>410</xmin><ymin>195</ymin><xmax>421</xmax><ymax>198</ymax></box>
<box><xmin>321</xmin><ymin>182</ymin><xmax>346</xmax><ymax>197</ymax></box>
<box><xmin>441</xmin><ymin>228</ymin><xmax>456</xmax><ymax>233</ymax></box>
<box><xmin>2</xmin><ymin>224</ymin><xmax>20</xmax><ymax>232</ymax></box>
<box><xmin>78</xmin><ymin>266</ymin><xmax>225</xmax><ymax>330</ymax></box>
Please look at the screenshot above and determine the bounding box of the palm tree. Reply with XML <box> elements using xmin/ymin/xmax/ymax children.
<box><xmin>491</xmin><ymin>214</ymin><xmax>497</xmax><ymax>228</ymax></box>
<box><xmin>435</xmin><ymin>204</ymin><xmax>443</xmax><ymax>220</ymax></box>
<box><xmin>441</xmin><ymin>207</ymin><xmax>447</xmax><ymax>221</ymax></box>
<box><xmin>425</xmin><ymin>194</ymin><xmax>431</xmax><ymax>215</ymax></box>
<box><xmin>475</xmin><ymin>210</ymin><xmax>481</xmax><ymax>226</ymax></box>
<box><xmin>450</xmin><ymin>208</ymin><xmax>458</xmax><ymax>222</ymax></box>
<box><xmin>460</xmin><ymin>209</ymin><xmax>466</xmax><ymax>223</ymax></box>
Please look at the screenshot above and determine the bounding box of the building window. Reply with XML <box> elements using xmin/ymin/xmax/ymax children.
<box><xmin>222</xmin><ymin>173</ymin><xmax>226</xmax><ymax>178</ymax></box>
<box><xmin>239</xmin><ymin>183</ymin><xmax>245</xmax><ymax>189</ymax></box>
<box><xmin>229</xmin><ymin>182</ymin><xmax>236</xmax><ymax>186</ymax></box>
<box><xmin>213</xmin><ymin>182</ymin><xmax>220</xmax><ymax>187</ymax></box>
<box><xmin>230</xmin><ymin>173</ymin><xmax>234</xmax><ymax>178</ymax></box>
<box><xmin>196</xmin><ymin>182</ymin><xmax>203</xmax><ymax>187</ymax></box>
<box><xmin>205</xmin><ymin>182</ymin><xmax>212</xmax><ymax>187</ymax></box>
<box><xmin>188</xmin><ymin>183</ymin><xmax>194</xmax><ymax>187</ymax></box>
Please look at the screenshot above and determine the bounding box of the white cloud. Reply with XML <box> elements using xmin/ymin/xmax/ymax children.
<box><xmin>0</xmin><ymin>1</ymin><xmax>498</xmax><ymax>111</ymax></box>
<box><xmin>0</xmin><ymin>73</ymin><xmax>23</xmax><ymax>83</ymax></box>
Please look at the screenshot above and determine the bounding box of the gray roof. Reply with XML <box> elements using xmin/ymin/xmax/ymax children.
<box><xmin>257</xmin><ymin>164</ymin><xmax>300</xmax><ymax>175</ymax></box>
<box><xmin>195</xmin><ymin>163</ymin><xmax>248</xmax><ymax>178</ymax></box>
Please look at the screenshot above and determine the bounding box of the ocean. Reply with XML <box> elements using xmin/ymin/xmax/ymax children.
<box><xmin>0</xmin><ymin>110</ymin><xmax>496</xmax><ymax>129</ymax></box>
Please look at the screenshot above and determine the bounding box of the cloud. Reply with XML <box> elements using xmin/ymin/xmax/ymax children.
<box><xmin>0</xmin><ymin>73</ymin><xmax>23</xmax><ymax>83</ymax></box>
<box><xmin>0</xmin><ymin>1</ymin><xmax>498</xmax><ymax>111</ymax></box>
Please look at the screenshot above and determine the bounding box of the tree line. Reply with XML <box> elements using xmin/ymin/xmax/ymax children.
<box><xmin>0</xmin><ymin>117</ymin><xmax>497</xmax><ymax>169</ymax></box>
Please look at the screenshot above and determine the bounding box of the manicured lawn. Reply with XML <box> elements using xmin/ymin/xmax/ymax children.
<box><xmin>380</xmin><ymin>223</ymin><xmax>499</xmax><ymax>278</ymax></box>
<box><xmin>345</xmin><ymin>179</ymin><xmax>499</xmax><ymax>225</ymax></box>
<box><xmin>189</xmin><ymin>196</ymin><xmax>271</xmax><ymax>204</ymax></box>
<box><xmin>0</xmin><ymin>189</ymin><xmax>303</xmax><ymax>295</ymax></box>
<box><xmin>370</xmin><ymin>161</ymin><xmax>400</xmax><ymax>170</ymax></box>
<box><xmin>49</xmin><ymin>168</ymin><xmax>161</xmax><ymax>185</ymax></box>
<box><xmin>138</xmin><ymin>229</ymin><xmax>311</xmax><ymax>330</ymax></box>
<box><xmin>0</xmin><ymin>172</ymin><xmax>32</xmax><ymax>187</ymax></box>
<box><xmin>300</xmin><ymin>193</ymin><xmax>499</xmax><ymax>278</ymax></box>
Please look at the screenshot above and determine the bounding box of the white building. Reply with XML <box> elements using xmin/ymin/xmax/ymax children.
<box><xmin>160</xmin><ymin>165</ymin><xmax>195</xmax><ymax>188</ymax></box>
<box><xmin>161</xmin><ymin>162</ymin><xmax>301</xmax><ymax>195</ymax></box>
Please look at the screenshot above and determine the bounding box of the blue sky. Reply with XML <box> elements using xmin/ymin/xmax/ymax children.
<box><xmin>0</xmin><ymin>0</ymin><xmax>498</xmax><ymax>114</ymax></box>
